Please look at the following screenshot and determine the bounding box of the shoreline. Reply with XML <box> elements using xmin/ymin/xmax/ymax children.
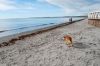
<box><xmin>0</xmin><ymin>18</ymin><xmax>85</xmax><ymax>47</ymax></box>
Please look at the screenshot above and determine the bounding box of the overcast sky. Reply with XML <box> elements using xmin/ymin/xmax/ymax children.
<box><xmin>0</xmin><ymin>0</ymin><xmax>100</xmax><ymax>19</ymax></box>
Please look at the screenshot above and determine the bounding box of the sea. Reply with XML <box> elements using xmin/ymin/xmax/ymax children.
<box><xmin>0</xmin><ymin>17</ymin><xmax>84</xmax><ymax>37</ymax></box>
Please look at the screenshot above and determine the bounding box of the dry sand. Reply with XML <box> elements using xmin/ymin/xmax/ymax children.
<box><xmin>0</xmin><ymin>19</ymin><xmax>100</xmax><ymax>66</ymax></box>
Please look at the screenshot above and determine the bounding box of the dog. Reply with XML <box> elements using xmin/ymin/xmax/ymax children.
<box><xmin>64</xmin><ymin>35</ymin><xmax>73</xmax><ymax>47</ymax></box>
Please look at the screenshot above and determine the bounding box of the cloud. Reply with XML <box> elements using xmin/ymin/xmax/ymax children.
<box><xmin>0</xmin><ymin>3</ymin><xmax>15</xmax><ymax>11</ymax></box>
<box><xmin>1</xmin><ymin>0</ymin><xmax>100</xmax><ymax>16</ymax></box>
<box><xmin>83</xmin><ymin>3</ymin><xmax>100</xmax><ymax>12</ymax></box>
<box><xmin>0</xmin><ymin>0</ymin><xmax>16</xmax><ymax>11</ymax></box>
<box><xmin>45</xmin><ymin>0</ymin><xmax>100</xmax><ymax>15</ymax></box>
<box><xmin>16</xmin><ymin>2</ymin><xmax>36</xmax><ymax>10</ymax></box>
<box><xmin>0</xmin><ymin>0</ymin><xmax>35</xmax><ymax>11</ymax></box>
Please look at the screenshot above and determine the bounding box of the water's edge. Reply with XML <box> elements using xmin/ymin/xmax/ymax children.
<box><xmin>0</xmin><ymin>18</ymin><xmax>85</xmax><ymax>47</ymax></box>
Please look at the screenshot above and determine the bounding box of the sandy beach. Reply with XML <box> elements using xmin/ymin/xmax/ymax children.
<box><xmin>0</xmin><ymin>19</ymin><xmax>100</xmax><ymax>66</ymax></box>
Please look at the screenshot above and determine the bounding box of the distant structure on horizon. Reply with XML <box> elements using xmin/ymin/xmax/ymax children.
<box><xmin>88</xmin><ymin>11</ymin><xmax>100</xmax><ymax>19</ymax></box>
<box><xmin>88</xmin><ymin>11</ymin><xmax>100</xmax><ymax>27</ymax></box>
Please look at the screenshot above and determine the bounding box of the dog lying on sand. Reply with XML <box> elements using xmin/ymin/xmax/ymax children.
<box><xmin>64</xmin><ymin>35</ymin><xmax>73</xmax><ymax>47</ymax></box>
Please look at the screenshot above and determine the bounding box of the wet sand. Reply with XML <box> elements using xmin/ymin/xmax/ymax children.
<box><xmin>0</xmin><ymin>19</ymin><xmax>100</xmax><ymax>66</ymax></box>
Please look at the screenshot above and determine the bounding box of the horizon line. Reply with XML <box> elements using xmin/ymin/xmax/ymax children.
<box><xmin>0</xmin><ymin>16</ymin><xmax>87</xmax><ymax>20</ymax></box>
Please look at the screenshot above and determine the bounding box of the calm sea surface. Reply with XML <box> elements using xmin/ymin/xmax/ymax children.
<box><xmin>0</xmin><ymin>17</ymin><xmax>83</xmax><ymax>32</ymax></box>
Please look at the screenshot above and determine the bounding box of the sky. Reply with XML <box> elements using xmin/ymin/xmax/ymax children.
<box><xmin>0</xmin><ymin>0</ymin><xmax>100</xmax><ymax>19</ymax></box>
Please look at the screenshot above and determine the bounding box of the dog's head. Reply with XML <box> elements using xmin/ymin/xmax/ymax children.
<box><xmin>64</xmin><ymin>35</ymin><xmax>72</xmax><ymax>43</ymax></box>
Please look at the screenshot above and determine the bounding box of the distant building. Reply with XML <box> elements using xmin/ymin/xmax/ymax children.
<box><xmin>88</xmin><ymin>11</ymin><xmax>100</xmax><ymax>27</ymax></box>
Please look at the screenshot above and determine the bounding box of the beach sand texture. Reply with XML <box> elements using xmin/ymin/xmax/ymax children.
<box><xmin>0</xmin><ymin>19</ymin><xmax>100</xmax><ymax>66</ymax></box>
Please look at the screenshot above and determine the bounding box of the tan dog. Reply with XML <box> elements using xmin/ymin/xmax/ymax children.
<box><xmin>64</xmin><ymin>35</ymin><xmax>73</xmax><ymax>47</ymax></box>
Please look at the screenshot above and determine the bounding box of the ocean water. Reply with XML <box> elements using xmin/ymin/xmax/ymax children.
<box><xmin>0</xmin><ymin>18</ymin><xmax>68</xmax><ymax>32</ymax></box>
<box><xmin>0</xmin><ymin>17</ymin><xmax>84</xmax><ymax>32</ymax></box>
<box><xmin>0</xmin><ymin>17</ymin><xmax>84</xmax><ymax>37</ymax></box>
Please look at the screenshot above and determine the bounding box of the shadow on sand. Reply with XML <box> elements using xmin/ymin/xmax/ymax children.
<box><xmin>73</xmin><ymin>42</ymin><xmax>90</xmax><ymax>49</ymax></box>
